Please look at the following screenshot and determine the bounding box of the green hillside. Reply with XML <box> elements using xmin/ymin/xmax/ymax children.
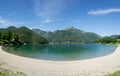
<box><xmin>94</xmin><ymin>35</ymin><xmax>120</xmax><ymax>44</ymax></box>
<box><xmin>0</xmin><ymin>26</ymin><xmax>48</xmax><ymax>45</ymax></box>
<box><xmin>33</xmin><ymin>26</ymin><xmax>101</xmax><ymax>44</ymax></box>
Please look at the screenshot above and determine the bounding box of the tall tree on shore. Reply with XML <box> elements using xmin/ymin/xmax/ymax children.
<box><xmin>12</xmin><ymin>33</ymin><xmax>19</xmax><ymax>42</ymax></box>
<box><xmin>1</xmin><ymin>30</ymin><xmax>12</xmax><ymax>40</ymax></box>
<box><xmin>19</xmin><ymin>34</ymin><xmax>25</xmax><ymax>44</ymax></box>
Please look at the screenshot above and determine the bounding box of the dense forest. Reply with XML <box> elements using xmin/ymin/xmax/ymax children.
<box><xmin>1</xmin><ymin>26</ymin><xmax>119</xmax><ymax>45</ymax></box>
<box><xmin>0</xmin><ymin>26</ymin><xmax>48</xmax><ymax>45</ymax></box>
<box><xmin>33</xmin><ymin>26</ymin><xmax>101</xmax><ymax>44</ymax></box>
<box><xmin>94</xmin><ymin>35</ymin><xmax>120</xmax><ymax>44</ymax></box>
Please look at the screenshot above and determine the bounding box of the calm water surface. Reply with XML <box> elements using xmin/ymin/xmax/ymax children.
<box><xmin>4</xmin><ymin>44</ymin><xmax>116</xmax><ymax>61</ymax></box>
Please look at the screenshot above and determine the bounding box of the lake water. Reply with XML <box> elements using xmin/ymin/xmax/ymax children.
<box><xmin>4</xmin><ymin>44</ymin><xmax>116</xmax><ymax>61</ymax></box>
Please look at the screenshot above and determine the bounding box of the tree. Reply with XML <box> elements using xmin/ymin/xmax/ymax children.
<box><xmin>95</xmin><ymin>37</ymin><xmax>117</xmax><ymax>43</ymax></box>
<box><xmin>1</xmin><ymin>30</ymin><xmax>12</xmax><ymax>40</ymax></box>
<box><xmin>117</xmin><ymin>35</ymin><xmax>120</xmax><ymax>39</ymax></box>
<box><xmin>19</xmin><ymin>34</ymin><xmax>25</xmax><ymax>44</ymax></box>
<box><xmin>0</xmin><ymin>32</ymin><xmax>1</xmax><ymax>40</ymax></box>
<box><xmin>0</xmin><ymin>26</ymin><xmax>49</xmax><ymax>45</ymax></box>
<box><xmin>12</xmin><ymin>33</ymin><xmax>19</xmax><ymax>42</ymax></box>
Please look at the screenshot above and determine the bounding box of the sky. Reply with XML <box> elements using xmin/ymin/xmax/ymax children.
<box><xmin>0</xmin><ymin>0</ymin><xmax>120</xmax><ymax>36</ymax></box>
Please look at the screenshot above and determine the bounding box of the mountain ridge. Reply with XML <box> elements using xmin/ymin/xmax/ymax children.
<box><xmin>0</xmin><ymin>26</ymin><xmax>48</xmax><ymax>45</ymax></box>
<box><xmin>33</xmin><ymin>26</ymin><xmax>101</xmax><ymax>44</ymax></box>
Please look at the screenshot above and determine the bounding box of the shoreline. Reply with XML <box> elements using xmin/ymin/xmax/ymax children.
<box><xmin>0</xmin><ymin>46</ymin><xmax>120</xmax><ymax>76</ymax></box>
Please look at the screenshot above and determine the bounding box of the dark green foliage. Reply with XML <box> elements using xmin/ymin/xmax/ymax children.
<box><xmin>0</xmin><ymin>32</ymin><xmax>1</xmax><ymax>40</ymax></box>
<box><xmin>98</xmin><ymin>37</ymin><xmax>117</xmax><ymax>43</ymax></box>
<box><xmin>0</xmin><ymin>41</ymin><xmax>4</xmax><ymax>44</ymax></box>
<box><xmin>12</xmin><ymin>33</ymin><xmax>19</xmax><ymax>42</ymax></box>
<box><xmin>19</xmin><ymin>34</ymin><xmax>25</xmax><ymax>44</ymax></box>
<box><xmin>33</xmin><ymin>27</ymin><xmax>101</xmax><ymax>44</ymax></box>
<box><xmin>16</xmin><ymin>26</ymin><xmax>48</xmax><ymax>44</ymax></box>
<box><xmin>116</xmin><ymin>35</ymin><xmax>120</xmax><ymax>39</ymax></box>
<box><xmin>94</xmin><ymin>36</ymin><xmax>120</xmax><ymax>43</ymax></box>
<box><xmin>0</xmin><ymin>26</ymin><xmax>49</xmax><ymax>45</ymax></box>
<box><xmin>1</xmin><ymin>30</ymin><xmax>12</xmax><ymax>40</ymax></box>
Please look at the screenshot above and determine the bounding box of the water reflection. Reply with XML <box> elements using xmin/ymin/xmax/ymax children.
<box><xmin>4</xmin><ymin>44</ymin><xmax>116</xmax><ymax>61</ymax></box>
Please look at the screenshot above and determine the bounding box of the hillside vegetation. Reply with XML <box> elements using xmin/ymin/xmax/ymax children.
<box><xmin>94</xmin><ymin>35</ymin><xmax>120</xmax><ymax>44</ymax></box>
<box><xmin>33</xmin><ymin>26</ymin><xmax>101</xmax><ymax>44</ymax></box>
<box><xmin>0</xmin><ymin>26</ymin><xmax>48</xmax><ymax>45</ymax></box>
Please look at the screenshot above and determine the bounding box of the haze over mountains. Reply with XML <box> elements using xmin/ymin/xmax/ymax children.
<box><xmin>33</xmin><ymin>26</ymin><xmax>101</xmax><ymax>44</ymax></box>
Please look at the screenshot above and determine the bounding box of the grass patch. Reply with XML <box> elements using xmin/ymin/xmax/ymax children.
<box><xmin>0</xmin><ymin>60</ymin><xmax>26</xmax><ymax>76</ymax></box>
<box><xmin>105</xmin><ymin>71</ymin><xmax>120</xmax><ymax>76</ymax></box>
<box><xmin>0</xmin><ymin>68</ymin><xmax>26</xmax><ymax>76</ymax></box>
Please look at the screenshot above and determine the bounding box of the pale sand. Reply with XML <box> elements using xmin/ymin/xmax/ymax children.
<box><xmin>0</xmin><ymin>46</ymin><xmax>120</xmax><ymax>76</ymax></box>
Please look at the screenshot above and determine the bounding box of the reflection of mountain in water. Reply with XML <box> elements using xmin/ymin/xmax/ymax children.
<box><xmin>4</xmin><ymin>44</ymin><xmax>116</xmax><ymax>61</ymax></box>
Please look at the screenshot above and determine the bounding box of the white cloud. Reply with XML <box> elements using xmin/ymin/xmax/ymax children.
<box><xmin>88</xmin><ymin>8</ymin><xmax>120</xmax><ymax>15</ymax></box>
<box><xmin>0</xmin><ymin>17</ymin><xmax>12</xmax><ymax>27</ymax></box>
<box><xmin>8</xmin><ymin>11</ymin><xmax>16</xmax><ymax>17</ymax></box>
<box><xmin>0</xmin><ymin>16</ymin><xmax>2</xmax><ymax>19</ymax></box>
<box><xmin>0</xmin><ymin>16</ymin><xmax>27</xmax><ymax>28</ymax></box>
<box><xmin>73</xmin><ymin>20</ymin><xmax>80</xmax><ymax>23</ymax></box>
<box><xmin>41</xmin><ymin>19</ymin><xmax>51</xmax><ymax>23</ymax></box>
<box><xmin>33</xmin><ymin>0</ymin><xmax>67</xmax><ymax>18</ymax></box>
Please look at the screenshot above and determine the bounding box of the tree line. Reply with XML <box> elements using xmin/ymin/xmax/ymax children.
<box><xmin>0</xmin><ymin>26</ymin><xmax>49</xmax><ymax>45</ymax></box>
<box><xmin>0</xmin><ymin>30</ymin><xmax>25</xmax><ymax>45</ymax></box>
<box><xmin>94</xmin><ymin>35</ymin><xmax>120</xmax><ymax>44</ymax></box>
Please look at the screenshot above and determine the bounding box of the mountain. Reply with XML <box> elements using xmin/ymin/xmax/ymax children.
<box><xmin>94</xmin><ymin>35</ymin><xmax>120</xmax><ymax>44</ymax></box>
<box><xmin>63</xmin><ymin>26</ymin><xmax>81</xmax><ymax>31</ymax></box>
<box><xmin>33</xmin><ymin>26</ymin><xmax>101</xmax><ymax>44</ymax></box>
<box><xmin>0</xmin><ymin>26</ymin><xmax>48</xmax><ymax>44</ymax></box>
<box><xmin>107</xmin><ymin>35</ymin><xmax>120</xmax><ymax>38</ymax></box>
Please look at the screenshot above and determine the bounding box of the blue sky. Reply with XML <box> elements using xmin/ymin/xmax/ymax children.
<box><xmin>0</xmin><ymin>0</ymin><xmax>120</xmax><ymax>36</ymax></box>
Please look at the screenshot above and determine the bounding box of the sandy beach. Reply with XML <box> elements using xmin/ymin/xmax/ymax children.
<box><xmin>0</xmin><ymin>45</ymin><xmax>120</xmax><ymax>76</ymax></box>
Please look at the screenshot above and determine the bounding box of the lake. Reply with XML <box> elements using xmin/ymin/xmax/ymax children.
<box><xmin>4</xmin><ymin>44</ymin><xmax>116</xmax><ymax>61</ymax></box>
